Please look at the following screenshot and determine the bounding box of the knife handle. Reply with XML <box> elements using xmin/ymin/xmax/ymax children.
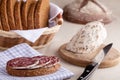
<box><xmin>77</xmin><ymin>62</ymin><xmax>98</xmax><ymax>80</ymax></box>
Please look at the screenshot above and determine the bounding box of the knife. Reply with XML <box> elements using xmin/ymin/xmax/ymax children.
<box><xmin>77</xmin><ymin>43</ymin><xmax>113</xmax><ymax>80</ymax></box>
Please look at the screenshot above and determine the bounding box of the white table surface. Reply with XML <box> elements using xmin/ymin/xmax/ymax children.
<box><xmin>40</xmin><ymin>0</ymin><xmax>120</xmax><ymax>80</ymax></box>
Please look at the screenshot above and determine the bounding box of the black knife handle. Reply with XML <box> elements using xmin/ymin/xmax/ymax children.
<box><xmin>77</xmin><ymin>62</ymin><xmax>98</xmax><ymax>80</ymax></box>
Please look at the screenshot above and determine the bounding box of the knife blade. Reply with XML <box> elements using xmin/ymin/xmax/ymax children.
<box><xmin>77</xmin><ymin>43</ymin><xmax>113</xmax><ymax>80</ymax></box>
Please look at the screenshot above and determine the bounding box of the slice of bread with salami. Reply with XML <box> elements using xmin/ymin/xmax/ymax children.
<box><xmin>6</xmin><ymin>56</ymin><xmax>61</xmax><ymax>77</ymax></box>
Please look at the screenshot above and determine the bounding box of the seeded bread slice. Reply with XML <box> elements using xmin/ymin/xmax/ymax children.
<box><xmin>21</xmin><ymin>0</ymin><xmax>35</xmax><ymax>30</ymax></box>
<box><xmin>0</xmin><ymin>0</ymin><xmax>10</xmax><ymax>31</ymax></box>
<box><xmin>7</xmin><ymin>0</ymin><xmax>16</xmax><ymax>30</ymax></box>
<box><xmin>34</xmin><ymin>0</ymin><xmax>49</xmax><ymax>29</ymax></box>
<box><xmin>27</xmin><ymin>1</ymin><xmax>37</xmax><ymax>29</ymax></box>
<box><xmin>14</xmin><ymin>0</ymin><xmax>22</xmax><ymax>30</ymax></box>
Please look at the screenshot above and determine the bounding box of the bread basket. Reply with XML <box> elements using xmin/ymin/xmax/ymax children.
<box><xmin>0</xmin><ymin>14</ymin><xmax>63</xmax><ymax>50</ymax></box>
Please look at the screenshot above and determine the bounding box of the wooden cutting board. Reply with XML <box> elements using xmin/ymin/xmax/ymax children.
<box><xmin>58</xmin><ymin>43</ymin><xmax>120</xmax><ymax>68</ymax></box>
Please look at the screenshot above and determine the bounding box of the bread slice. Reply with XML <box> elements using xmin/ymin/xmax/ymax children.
<box><xmin>21</xmin><ymin>0</ymin><xmax>35</xmax><ymax>30</ymax></box>
<box><xmin>0</xmin><ymin>0</ymin><xmax>10</xmax><ymax>31</ymax></box>
<box><xmin>27</xmin><ymin>1</ymin><xmax>37</xmax><ymax>29</ymax></box>
<box><xmin>34</xmin><ymin>0</ymin><xmax>49</xmax><ymax>29</ymax></box>
<box><xmin>14</xmin><ymin>0</ymin><xmax>22</xmax><ymax>30</ymax></box>
<box><xmin>6</xmin><ymin>56</ymin><xmax>61</xmax><ymax>77</ymax></box>
<box><xmin>6</xmin><ymin>63</ymin><xmax>60</xmax><ymax>77</ymax></box>
<box><xmin>6</xmin><ymin>0</ymin><xmax>16</xmax><ymax>30</ymax></box>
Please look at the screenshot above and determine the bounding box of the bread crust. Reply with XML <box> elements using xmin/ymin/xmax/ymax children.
<box><xmin>0</xmin><ymin>0</ymin><xmax>10</xmax><ymax>31</ymax></box>
<box><xmin>0</xmin><ymin>1</ymin><xmax>3</xmax><ymax>30</ymax></box>
<box><xmin>0</xmin><ymin>17</ymin><xmax>3</xmax><ymax>30</ymax></box>
<box><xmin>6</xmin><ymin>63</ymin><xmax>61</xmax><ymax>77</ymax></box>
<box><xmin>63</xmin><ymin>0</ymin><xmax>112</xmax><ymax>24</ymax></box>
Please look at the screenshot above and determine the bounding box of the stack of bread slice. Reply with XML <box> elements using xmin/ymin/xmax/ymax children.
<box><xmin>0</xmin><ymin>0</ymin><xmax>49</xmax><ymax>31</ymax></box>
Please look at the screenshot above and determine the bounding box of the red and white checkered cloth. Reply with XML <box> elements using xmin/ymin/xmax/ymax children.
<box><xmin>0</xmin><ymin>43</ymin><xmax>74</xmax><ymax>80</ymax></box>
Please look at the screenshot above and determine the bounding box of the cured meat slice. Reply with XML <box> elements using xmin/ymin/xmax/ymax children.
<box><xmin>44</xmin><ymin>56</ymin><xmax>59</xmax><ymax>68</ymax></box>
<box><xmin>31</xmin><ymin>56</ymin><xmax>51</xmax><ymax>69</ymax></box>
<box><xmin>7</xmin><ymin>57</ymin><xmax>39</xmax><ymax>69</ymax></box>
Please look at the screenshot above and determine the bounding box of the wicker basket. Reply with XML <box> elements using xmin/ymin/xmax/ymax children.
<box><xmin>0</xmin><ymin>15</ymin><xmax>63</xmax><ymax>50</ymax></box>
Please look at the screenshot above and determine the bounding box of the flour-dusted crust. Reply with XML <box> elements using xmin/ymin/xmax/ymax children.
<box><xmin>34</xmin><ymin>0</ymin><xmax>50</xmax><ymax>29</ymax></box>
<box><xmin>58</xmin><ymin>43</ymin><xmax>120</xmax><ymax>68</ymax></box>
<box><xmin>7</xmin><ymin>0</ymin><xmax>16</xmax><ymax>30</ymax></box>
<box><xmin>14</xmin><ymin>0</ymin><xmax>22</xmax><ymax>30</ymax></box>
<box><xmin>63</xmin><ymin>0</ymin><xmax>112</xmax><ymax>24</ymax></box>
<box><xmin>0</xmin><ymin>0</ymin><xmax>10</xmax><ymax>31</ymax></box>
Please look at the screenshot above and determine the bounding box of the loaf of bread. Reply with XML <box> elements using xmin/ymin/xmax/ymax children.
<box><xmin>6</xmin><ymin>56</ymin><xmax>61</xmax><ymax>77</ymax></box>
<box><xmin>63</xmin><ymin>0</ymin><xmax>112</xmax><ymax>24</ymax></box>
<box><xmin>0</xmin><ymin>0</ymin><xmax>50</xmax><ymax>31</ymax></box>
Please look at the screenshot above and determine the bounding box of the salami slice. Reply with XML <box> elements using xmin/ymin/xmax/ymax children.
<box><xmin>44</xmin><ymin>56</ymin><xmax>60</xmax><ymax>68</ymax></box>
<box><xmin>7</xmin><ymin>57</ymin><xmax>39</xmax><ymax>69</ymax></box>
<box><xmin>31</xmin><ymin>56</ymin><xmax>51</xmax><ymax>69</ymax></box>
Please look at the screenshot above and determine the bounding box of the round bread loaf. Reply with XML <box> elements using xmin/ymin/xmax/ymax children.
<box><xmin>6</xmin><ymin>56</ymin><xmax>61</xmax><ymax>77</ymax></box>
<box><xmin>63</xmin><ymin>0</ymin><xmax>112</xmax><ymax>24</ymax></box>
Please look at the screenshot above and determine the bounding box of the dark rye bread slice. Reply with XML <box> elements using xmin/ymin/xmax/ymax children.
<box><xmin>27</xmin><ymin>1</ymin><xmax>37</xmax><ymax>29</ymax></box>
<box><xmin>14</xmin><ymin>0</ymin><xmax>22</xmax><ymax>30</ymax></box>
<box><xmin>7</xmin><ymin>0</ymin><xmax>16</xmax><ymax>30</ymax></box>
<box><xmin>21</xmin><ymin>0</ymin><xmax>35</xmax><ymax>30</ymax></box>
<box><xmin>34</xmin><ymin>0</ymin><xmax>49</xmax><ymax>29</ymax></box>
<box><xmin>0</xmin><ymin>0</ymin><xmax>10</xmax><ymax>31</ymax></box>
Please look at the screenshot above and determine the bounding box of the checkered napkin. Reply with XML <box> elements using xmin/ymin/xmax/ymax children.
<box><xmin>0</xmin><ymin>43</ymin><xmax>74</xmax><ymax>80</ymax></box>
